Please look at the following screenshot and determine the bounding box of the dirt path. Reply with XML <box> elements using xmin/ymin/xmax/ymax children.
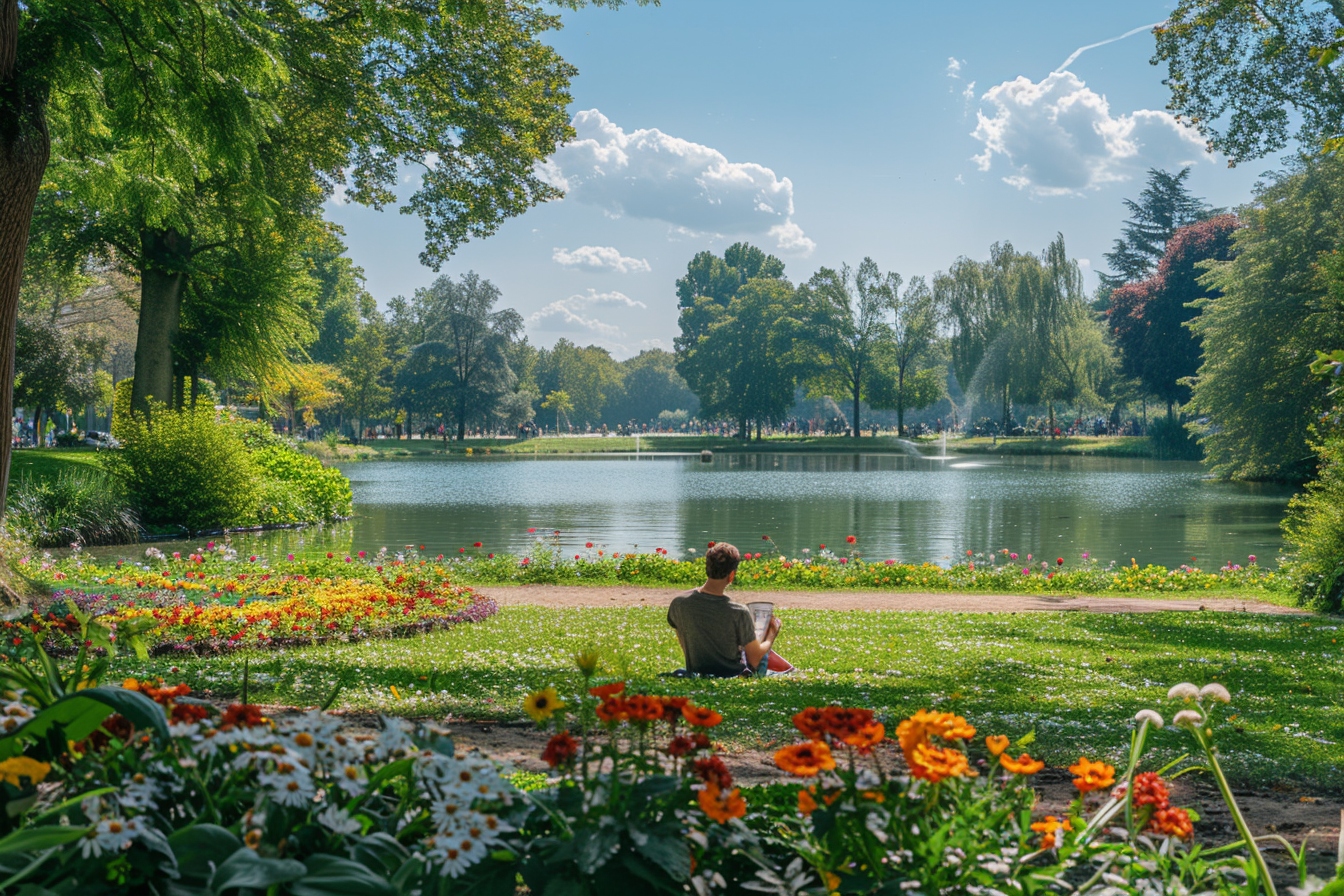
<box><xmin>478</xmin><ymin>585</ymin><xmax>1307</xmax><ymax>615</ymax></box>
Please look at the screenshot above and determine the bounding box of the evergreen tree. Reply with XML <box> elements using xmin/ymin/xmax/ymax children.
<box><xmin>1100</xmin><ymin>168</ymin><xmax>1217</xmax><ymax>290</ymax></box>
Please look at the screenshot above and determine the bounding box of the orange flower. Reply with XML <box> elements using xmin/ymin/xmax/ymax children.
<box><xmin>792</xmin><ymin>707</ymin><xmax>828</xmax><ymax>740</ymax></box>
<box><xmin>999</xmin><ymin>752</ymin><xmax>1044</xmax><ymax>775</ymax></box>
<box><xmin>774</xmin><ymin>741</ymin><xmax>837</xmax><ymax>776</ymax></box>
<box><xmin>907</xmin><ymin>741</ymin><xmax>970</xmax><ymax>783</ymax></box>
<box><xmin>821</xmin><ymin>706</ymin><xmax>875</xmax><ymax>739</ymax></box>
<box><xmin>693</xmin><ymin>756</ymin><xmax>732</xmax><ymax>789</ymax></box>
<box><xmin>985</xmin><ymin>734</ymin><xmax>1010</xmax><ymax>756</ymax></box>
<box><xmin>220</xmin><ymin>704</ymin><xmax>266</xmax><ymax>730</ymax></box>
<box><xmin>589</xmin><ymin>681</ymin><xmax>626</xmax><ymax>699</ymax></box>
<box><xmin>796</xmin><ymin>787</ymin><xmax>818</xmax><ymax>815</ymax></box>
<box><xmin>624</xmin><ymin>695</ymin><xmax>665</xmax><ymax>723</ymax></box>
<box><xmin>841</xmin><ymin>722</ymin><xmax>885</xmax><ymax>751</ymax></box>
<box><xmin>896</xmin><ymin>709</ymin><xmax>976</xmax><ymax>759</ymax></box>
<box><xmin>594</xmin><ymin>697</ymin><xmax>628</xmax><ymax>723</ymax></box>
<box><xmin>1130</xmin><ymin>771</ymin><xmax>1170</xmax><ymax>809</ymax></box>
<box><xmin>1030</xmin><ymin>815</ymin><xmax>1072</xmax><ymax>849</ymax></box>
<box><xmin>1069</xmin><ymin>757</ymin><xmax>1116</xmax><ymax>793</ymax></box>
<box><xmin>698</xmin><ymin>782</ymin><xmax>746</xmax><ymax>823</ymax></box>
<box><xmin>682</xmin><ymin>705</ymin><xmax>723</xmax><ymax>728</ymax></box>
<box><xmin>1148</xmin><ymin>805</ymin><xmax>1194</xmax><ymax>840</ymax></box>
<box><xmin>660</xmin><ymin>695</ymin><xmax>690</xmax><ymax>717</ymax></box>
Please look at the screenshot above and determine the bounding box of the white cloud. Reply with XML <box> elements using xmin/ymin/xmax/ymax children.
<box><xmin>541</xmin><ymin>109</ymin><xmax>814</xmax><ymax>255</ymax></box>
<box><xmin>552</xmin><ymin>245</ymin><xmax>651</xmax><ymax>274</ymax></box>
<box><xmin>970</xmin><ymin>71</ymin><xmax>1210</xmax><ymax>196</ymax></box>
<box><xmin>946</xmin><ymin>57</ymin><xmax>964</xmax><ymax>79</ymax></box>
<box><xmin>527</xmin><ymin>289</ymin><xmax>647</xmax><ymax>340</ymax></box>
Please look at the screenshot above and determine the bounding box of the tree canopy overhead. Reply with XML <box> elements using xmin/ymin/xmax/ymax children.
<box><xmin>1153</xmin><ymin>0</ymin><xmax>1344</xmax><ymax>161</ymax></box>
<box><xmin>0</xmin><ymin>0</ymin><xmax>649</xmax><ymax>511</ymax></box>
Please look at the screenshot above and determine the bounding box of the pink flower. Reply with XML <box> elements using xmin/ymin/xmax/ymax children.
<box><xmin>358</xmin><ymin>550</ymin><xmax>366</xmax><ymax>558</ymax></box>
<box><xmin>172</xmin><ymin>552</ymin><xmax>181</xmax><ymax>560</ymax></box>
<box><xmin>1010</xmin><ymin>553</ymin><xmax>1018</xmax><ymax>560</ymax></box>
<box><xmin>1022</xmin><ymin>568</ymin><xmax>1029</xmax><ymax>575</ymax></box>
<box><xmin>286</xmin><ymin>553</ymin><xmax>294</xmax><ymax>561</ymax></box>
<box><xmin>207</xmin><ymin>542</ymin><xmax>216</xmax><ymax>550</ymax></box>
<box><xmin>839</xmin><ymin>557</ymin><xmax>848</xmax><ymax>564</ymax></box>
<box><xmin>885</xmin><ymin>559</ymin><xmax>896</xmax><ymax>566</ymax></box>
<box><xmin>344</xmin><ymin>556</ymin><xmax>352</xmax><ymax>563</ymax></box>
<box><xmin>1248</xmin><ymin>555</ymin><xmax>1257</xmax><ymax>563</ymax></box>
<box><xmin>1081</xmin><ymin>552</ymin><xmax>1089</xmax><ymax>560</ymax></box>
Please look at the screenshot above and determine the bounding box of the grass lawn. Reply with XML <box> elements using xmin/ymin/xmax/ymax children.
<box><xmin>113</xmin><ymin>605</ymin><xmax>1344</xmax><ymax>791</ymax></box>
<box><xmin>929</xmin><ymin>435</ymin><xmax>1155</xmax><ymax>458</ymax></box>
<box><xmin>8</xmin><ymin>447</ymin><xmax>106</xmax><ymax>483</ymax></box>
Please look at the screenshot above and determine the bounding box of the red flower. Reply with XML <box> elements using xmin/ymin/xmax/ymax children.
<box><xmin>762</xmin><ymin>535</ymin><xmax>770</xmax><ymax>541</ymax></box>
<box><xmin>624</xmin><ymin>695</ymin><xmax>665</xmax><ymax>723</ymax></box>
<box><xmin>693</xmin><ymin>755</ymin><xmax>732</xmax><ymax>789</ymax></box>
<box><xmin>1057</xmin><ymin>557</ymin><xmax>1064</xmax><ymax>566</ymax></box>
<box><xmin>326</xmin><ymin>552</ymin><xmax>334</xmax><ymax>559</ymax></box>
<box><xmin>473</xmin><ymin>542</ymin><xmax>483</xmax><ymax>548</ymax></box>
<box><xmin>708</xmin><ymin>541</ymin><xmax>715</xmax><ymax>548</ymax></box>
<box><xmin>846</xmin><ymin>535</ymin><xmax>857</xmax><ymax>544</ymax></box>
<box><xmin>666</xmin><ymin>735</ymin><xmax>695</xmax><ymax>757</ymax></box>
<box><xmin>487</xmin><ymin>553</ymin><xmax>494</xmax><ymax>559</ymax></box>
<box><xmin>220</xmin><ymin>704</ymin><xmax>267</xmax><ymax>730</ymax></box>
<box><xmin>589</xmin><ymin>681</ymin><xmax>626</xmax><ymax>698</ymax></box>
<box><xmin>682</xmin><ymin>705</ymin><xmax>724</xmax><ymax>728</ymax></box>
<box><xmin>528</xmin><ymin>527</ymin><xmax>536</xmax><ymax>533</ymax></box>
<box><xmin>585</xmin><ymin>542</ymin><xmax>594</xmax><ymax>548</ymax></box>
<box><xmin>541</xmin><ymin>732</ymin><xmax>579</xmax><ymax>768</ymax></box>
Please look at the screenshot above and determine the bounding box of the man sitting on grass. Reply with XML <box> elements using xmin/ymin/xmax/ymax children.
<box><xmin>667</xmin><ymin>542</ymin><xmax>794</xmax><ymax>677</ymax></box>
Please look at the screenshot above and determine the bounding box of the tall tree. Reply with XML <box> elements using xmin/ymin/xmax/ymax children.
<box><xmin>1108</xmin><ymin>215</ymin><xmax>1238</xmax><ymax>417</ymax></box>
<box><xmin>396</xmin><ymin>272</ymin><xmax>522</xmax><ymax>441</ymax></box>
<box><xmin>1100</xmin><ymin>168</ymin><xmax>1217</xmax><ymax>289</ymax></box>
<box><xmin>605</xmin><ymin>349</ymin><xmax>699</xmax><ymax>424</ymax></box>
<box><xmin>1</xmin><ymin>0</ymin><xmax>642</xmax><ymax>512</ymax></box>
<box><xmin>678</xmin><ymin>278</ymin><xmax>806</xmax><ymax>439</ymax></box>
<box><xmin>1154</xmin><ymin>0</ymin><xmax>1344</xmax><ymax>163</ymax></box>
<box><xmin>877</xmin><ymin>275</ymin><xmax>942</xmax><ymax>435</ymax></box>
<box><xmin>535</xmin><ymin>340</ymin><xmax>621</xmax><ymax>426</ymax></box>
<box><xmin>800</xmin><ymin>258</ymin><xmax>896</xmax><ymax>437</ymax></box>
<box><xmin>1187</xmin><ymin>157</ymin><xmax>1344</xmax><ymax>482</ymax></box>
<box><xmin>338</xmin><ymin>317</ymin><xmax>392</xmax><ymax>443</ymax></box>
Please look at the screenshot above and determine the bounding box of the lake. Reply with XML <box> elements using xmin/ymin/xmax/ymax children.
<box><xmin>186</xmin><ymin>452</ymin><xmax>1296</xmax><ymax>569</ymax></box>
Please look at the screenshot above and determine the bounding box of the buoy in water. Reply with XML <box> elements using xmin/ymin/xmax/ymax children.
<box><xmin>700</xmin><ymin>450</ymin><xmax>713</xmax><ymax>462</ymax></box>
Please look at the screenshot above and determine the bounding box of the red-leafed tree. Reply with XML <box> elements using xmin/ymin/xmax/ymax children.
<box><xmin>1108</xmin><ymin>215</ymin><xmax>1239</xmax><ymax>418</ymax></box>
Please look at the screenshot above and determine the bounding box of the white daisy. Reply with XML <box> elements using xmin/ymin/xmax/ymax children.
<box><xmin>316</xmin><ymin>805</ymin><xmax>362</xmax><ymax>835</ymax></box>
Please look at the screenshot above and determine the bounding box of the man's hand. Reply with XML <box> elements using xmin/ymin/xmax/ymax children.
<box><xmin>767</xmin><ymin>615</ymin><xmax>782</xmax><ymax>638</ymax></box>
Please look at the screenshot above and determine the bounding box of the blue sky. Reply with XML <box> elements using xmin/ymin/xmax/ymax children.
<box><xmin>325</xmin><ymin>0</ymin><xmax>1274</xmax><ymax>359</ymax></box>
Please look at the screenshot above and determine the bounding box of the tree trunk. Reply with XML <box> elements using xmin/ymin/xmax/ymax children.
<box><xmin>852</xmin><ymin>383</ymin><xmax>861</xmax><ymax>439</ymax></box>
<box><xmin>0</xmin><ymin>0</ymin><xmax>51</xmax><ymax>512</ymax></box>
<box><xmin>1166</xmin><ymin>399</ymin><xmax>1175</xmax><ymax>422</ymax></box>
<box><xmin>896</xmin><ymin>368</ymin><xmax>906</xmax><ymax>437</ymax></box>
<box><xmin>131</xmin><ymin>229</ymin><xmax>191</xmax><ymax>415</ymax></box>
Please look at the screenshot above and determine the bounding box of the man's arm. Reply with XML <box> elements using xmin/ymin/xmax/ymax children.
<box><xmin>743</xmin><ymin>616</ymin><xmax>781</xmax><ymax>670</ymax></box>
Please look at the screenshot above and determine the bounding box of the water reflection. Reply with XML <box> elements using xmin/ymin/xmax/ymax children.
<box><xmin>107</xmin><ymin>453</ymin><xmax>1296</xmax><ymax>569</ymax></box>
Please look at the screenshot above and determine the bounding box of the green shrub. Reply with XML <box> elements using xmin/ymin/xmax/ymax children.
<box><xmin>1149</xmin><ymin>415</ymin><xmax>1203</xmax><ymax>460</ymax></box>
<box><xmin>252</xmin><ymin>444</ymin><xmax>353</xmax><ymax>523</ymax></box>
<box><xmin>110</xmin><ymin>377</ymin><xmax>135</xmax><ymax>442</ymax></box>
<box><xmin>105</xmin><ymin>405</ymin><xmax>260</xmax><ymax>533</ymax></box>
<box><xmin>8</xmin><ymin>470</ymin><xmax>139</xmax><ymax>547</ymax></box>
<box><xmin>1282</xmin><ymin>424</ymin><xmax>1344</xmax><ymax>611</ymax></box>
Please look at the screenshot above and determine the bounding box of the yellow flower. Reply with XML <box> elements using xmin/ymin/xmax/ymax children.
<box><xmin>523</xmin><ymin>687</ymin><xmax>565</xmax><ymax>723</ymax></box>
<box><xmin>573</xmin><ymin>650</ymin><xmax>600</xmax><ymax>678</ymax></box>
<box><xmin>0</xmin><ymin>756</ymin><xmax>52</xmax><ymax>788</ymax></box>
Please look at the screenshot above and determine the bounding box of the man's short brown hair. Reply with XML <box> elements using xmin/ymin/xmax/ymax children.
<box><xmin>705</xmin><ymin>542</ymin><xmax>741</xmax><ymax>580</ymax></box>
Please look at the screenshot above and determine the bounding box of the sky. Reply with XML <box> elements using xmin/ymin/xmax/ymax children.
<box><xmin>324</xmin><ymin>0</ymin><xmax>1277</xmax><ymax>360</ymax></box>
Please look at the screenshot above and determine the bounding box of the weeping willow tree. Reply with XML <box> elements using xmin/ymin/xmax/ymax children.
<box><xmin>934</xmin><ymin>234</ymin><xmax>1110</xmax><ymax>428</ymax></box>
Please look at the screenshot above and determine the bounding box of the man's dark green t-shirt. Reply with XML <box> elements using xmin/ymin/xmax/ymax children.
<box><xmin>667</xmin><ymin>590</ymin><xmax>755</xmax><ymax>678</ymax></box>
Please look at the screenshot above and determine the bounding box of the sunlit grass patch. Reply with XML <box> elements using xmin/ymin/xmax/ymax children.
<box><xmin>111</xmin><ymin>606</ymin><xmax>1344</xmax><ymax>791</ymax></box>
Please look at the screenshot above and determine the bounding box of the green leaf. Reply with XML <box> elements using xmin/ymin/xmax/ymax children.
<box><xmin>632</xmin><ymin>833</ymin><xmax>690</xmax><ymax>880</ymax></box>
<box><xmin>541</xmin><ymin>877</ymin><xmax>588</xmax><ymax>896</ymax></box>
<box><xmin>0</xmin><ymin>824</ymin><xmax>90</xmax><ymax>855</ymax></box>
<box><xmin>0</xmin><ymin>688</ymin><xmax>169</xmax><ymax>760</ymax></box>
<box><xmin>574</xmin><ymin>824</ymin><xmax>620</xmax><ymax>876</ymax></box>
<box><xmin>209</xmin><ymin>847</ymin><xmax>306</xmax><ymax>892</ymax></box>
<box><xmin>169</xmin><ymin>825</ymin><xmax>242</xmax><ymax>882</ymax></box>
<box><xmin>290</xmin><ymin>855</ymin><xmax>395</xmax><ymax>896</ymax></box>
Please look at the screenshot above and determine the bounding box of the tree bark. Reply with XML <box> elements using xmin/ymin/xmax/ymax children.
<box><xmin>0</xmin><ymin>0</ymin><xmax>51</xmax><ymax>512</ymax></box>
<box><xmin>852</xmin><ymin>382</ymin><xmax>861</xmax><ymax>439</ymax></box>
<box><xmin>131</xmin><ymin>229</ymin><xmax>191</xmax><ymax>415</ymax></box>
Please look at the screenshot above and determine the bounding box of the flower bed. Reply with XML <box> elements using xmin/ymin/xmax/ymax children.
<box><xmin>0</xmin><ymin>629</ymin><xmax>1334</xmax><ymax>895</ymax></box>
<box><xmin>444</xmin><ymin>538</ymin><xmax>1289</xmax><ymax>597</ymax></box>
<box><xmin>15</xmin><ymin>545</ymin><xmax>495</xmax><ymax>654</ymax></box>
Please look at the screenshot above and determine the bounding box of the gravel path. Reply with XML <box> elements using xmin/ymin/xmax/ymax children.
<box><xmin>478</xmin><ymin>585</ymin><xmax>1307</xmax><ymax>615</ymax></box>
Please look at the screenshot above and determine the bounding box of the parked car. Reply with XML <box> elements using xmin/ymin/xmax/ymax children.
<box><xmin>82</xmin><ymin>430</ymin><xmax>120</xmax><ymax>449</ymax></box>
